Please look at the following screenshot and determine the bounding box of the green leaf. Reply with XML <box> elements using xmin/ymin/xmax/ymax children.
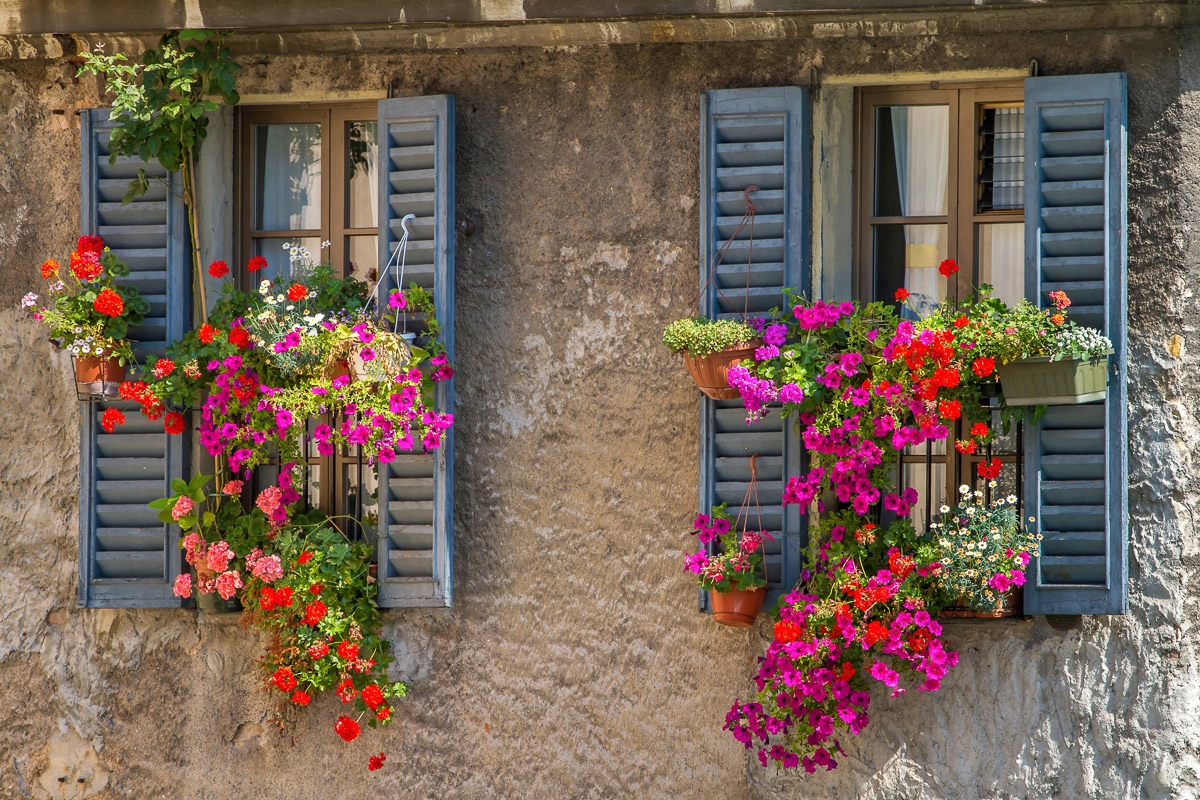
<box><xmin>170</xmin><ymin>478</ymin><xmax>189</xmax><ymax>495</ymax></box>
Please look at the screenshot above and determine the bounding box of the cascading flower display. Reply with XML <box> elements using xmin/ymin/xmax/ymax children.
<box><xmin>719</xmin><ymin>273</ymin><xmax>1059</xmax><ymax>773</ymax></box>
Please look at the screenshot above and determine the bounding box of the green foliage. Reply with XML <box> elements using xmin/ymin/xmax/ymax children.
<box><xmin>78</xmin><ymin>29</ymin><xmax>240</xmax><ymax>200</ymax></box>
<box><xmin>662</xmin><ymin>317</ymin><xmax>758</xmax><ymax>357</ymax></box>
<box><xmin>152</xmin><ymin>474</ymin><xmax>271</xmax><ymax>556</ymax></box>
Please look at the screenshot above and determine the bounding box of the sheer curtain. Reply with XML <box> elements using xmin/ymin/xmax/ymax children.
<box><xmin>257</xmin><ymin>124</ymin><xmax>322</xmax><ymax>232</ymax></box>
<box><xmin>891</xmin><ymin>106</ymin><xmax>949</xmax><ymax>317</ymax></box>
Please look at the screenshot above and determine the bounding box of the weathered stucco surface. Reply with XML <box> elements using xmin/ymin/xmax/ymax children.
<box><xmin>0</xmin><ymin>20</ymin><xmax>1198</xmax><ymax>800</ymax></box>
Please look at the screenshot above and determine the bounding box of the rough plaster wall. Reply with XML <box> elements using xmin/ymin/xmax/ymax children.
<box><xmin>0</xmin><ymin>27</ymin><xmax>1196</xmax><ymax>800</ymax></box>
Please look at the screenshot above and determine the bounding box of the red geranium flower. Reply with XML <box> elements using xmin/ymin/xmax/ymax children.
<box><xmin>971</xmin><ymin>422</ymin><xmax>989</xmax><ymax>438</ymax></box>
<box><xmin>77</xmin><ymin>235</ymin><xmax>105</xmax><ymax>257</ymax></box>
<box><xmin>308</xmin><ymin>641</ymin><xmax>329</xmax><ymax>660</ymax></box>
<box><xmin>198</xmin><ymin>324</ymin><xmax>215</xmax><ymax>344</ymax></box>
<box><xmin>152</xmin><ymin>358</ymin><xmax>174</xmax><ymax>379</ymax></box>
<box><xmin>303</xmin><ymin>599</ymin><xmax>327</xmax><ymax>626</ymax></box>
<box><xmin>297</xmin><ymin>551</ymin><xmax>313</xmax><ymax>564</ymax></box>
<box><xmin>937</xmin><ymin>399</ymin><xmax>961</xmax><ymax>420</ymax></box>
<box><xmin>309</xmin><ymin>582</ymin><xmax>323</xmax><ymax>594</ymax></box>
<box><xmin>260</xmin><ymin>587</ymin><xmax>278</xmax><ymax>611</ymax></box>
<box><xmin>953</xmin><ymin>315</ymin><xmax>969</xmax><ymax>328</ymax></box>
<box><xmin>41</xmin><ymin>259</ymin><xmax>60</xmax><ymax>279</ymax></box>
<box><xmin>101</xmin><ymin>408</ymin><xmax>125</xmax><ymax>433</ymax></box>
<box><xmin>938</xmin><ymin>259</ymin><xmax>960</xmax><ymax>277</ymax></box>
<box><xmin>247</xmin><ymin>255</ymin><xmax>268</xmax><ymax>272</ymax></box>
<box><xmin>894</xmin><ymin>287</ymin><xmax>910</xmax><ymax>302</ymax></box>
<box><xmin>335</xmin><ymin>715</ymin><xmax>361</xmax><ymax>742</ymax></box>
<box><xmin>977</xmin><ymin>458</ymin><xmax>1003</xmax><ymax>480</ymax></box>
<box><xmin>287</xmin><ymin>283</ymin><xmax>308</xmax><ymax>302</ymax></box>
<box><xmin>773</xmin><ymin>620</ymin><xmax>803</xmax><ymax>644</ymax></box>
<box><xmin>93</xmin><ymin>288</ymin><xmax>124</xmax><ymax>317</ymax></box>
<box><xmin>228</xmin><ymin>326</ymin><xmax>250</xmax><ymax>349</ymax></box>
<box><xmin>375</xmin><ymin>706</ymin><xmax>391</xmax><ymax>722</ymax></box>
<box><xmin>864</xmin><ymin>620</ymin><xmax>891</xmax><ymax>647</ymax></box>
<box><xmin>291</xmin><ymin>690</ymin><xmax>311</xmax><ymax>706</ymax></box>
<box><xmin>70</xmin><ymin>250</ymin><xmax>103</xmax><ymax>282</ymax></box>
<box><xmin>839</xmin><ymin>661</ymin><xmax>856</xmax><ymax>682</ymax></box>
<box><xmin>337</xmin><ymin>679</ymin><xmax>357</xmax><ymax>703</ymax></box>
<box><xmin>337</xmin><ymin>640</ymin><xmax>360</xmax><ymax>662</ymax></box>
<box><xmin>207</xmin><ymin>260</ymin><xmax>230</xmax><ymax>279</ymax></box>
<box><xmin>955</xmin><ymin>439</ymin><xmax>978</xmax><ymax>454</ymax></box>
<box><xmin>271</xmin><ymin>666</ymin><xmax>297</xmax><ymax>692</ymax></box>
<box><xmin>164</xmin><ymin>412</ymin><xmax>186</xmax><ymax>435</ymax></box>
<box><xmin>368</xmin><ymin>752</ymin><xmax>387</xmax><ymax>771</ymax></box>
<box><xmin>972</xmin><ymin>356</ymin><xmax>995</xmax><ymax>377</ymax></box>
<box><xmin>361</xmin><ymin>684</ymin><xmax>384</xmax><ymax>710</ymax></box>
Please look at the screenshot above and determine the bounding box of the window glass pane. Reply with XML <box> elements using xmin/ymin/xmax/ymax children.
<box><xmin>307</xmin><ymin>463</ymin><xmax>322</xmax><ymax>511</ymax></box>
<box><xmin>901</xmin><ymin>462</ymin><xmax>946</xmax><ymax>535</ymax></box>
<box><xmin>254</xmin><ymin>237</ymin><xmax>323</xmax><ymax>281</ymax></box>
<box><xmin>254</xmin><ymin>123</ymin><xmax>322</xmax><ymax>231</ymax></box>
<box><xmin>346</xmin><ymin>121</ymin><xmax>378</xmax><ymax>229</ymax></box>
<box><xmin>978</xmin><ymin>223</ymin><xmax>1024</xmax><ymax>307</ymax></box>
<box><xmin>347</xmin><ymin>235</ymin><xmax>378</xmax><ymax>286</ymax></box>
<box><xmin>873</xmin><ymin>223</ymin><xmax>947</xmax><ymax>315</ymax></box>
<box><xmin>874</xmin><ymin>105</ymin><xmax>950</xmax><ymax>217</ymax></box>
<box><xmin>978</xmin><ymin>107</ymin><xmax>1025</xmax><ymax>212</ymax></box>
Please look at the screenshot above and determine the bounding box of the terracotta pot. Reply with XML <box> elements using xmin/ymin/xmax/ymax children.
<box><xmin>939</xmin><ymin>587</ymin><xmax>1022</xmax><ymax>619</ymax></box>
<box><xmin>710</xmin><ymin>586</ymin><xmax>767</xmax><ymax>627</ymax></box>
<box><xmin>74</xmin><ymin>356</ymin><xmax>125</xmax><ymax>399</ymax></box>
<box><xmin>680</xmin><ymin>340</ymin><xmax>762</xmax><ymax>400</ymax></box>
<box><xmin>192</xmin><ymin>566</ymin><xmax>244</xmax><ymax>614</ymax></box>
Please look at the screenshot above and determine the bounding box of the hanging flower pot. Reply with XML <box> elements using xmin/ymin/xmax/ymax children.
<box><xmin>939</xmin><ymin>587</ymin><xmax>1022</xmax><ymax>619</ymax></box>
<box><xmin>996</xmin><ymin>354</ymin><xmax>1110</xmax><ymax>406</ymax></box>
<box><xmin>679</xmin><ymin>340</ymin><xmax>762</xmax><ymax>401</ymax></box>
<box><xmin>710</xmin><ymin>585</ymin><xmax>768</xmax><ymax>627</ymax></box>
<box><xmin>74</xmin><ymin>356</ymin><xmax>126</xmax><ymax>399</ymax></box>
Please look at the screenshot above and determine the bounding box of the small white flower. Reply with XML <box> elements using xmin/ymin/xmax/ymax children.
<box><xmin>988</xmin><ymin>480</ymin><xmax>998</xmax><ymax>488</ymax></box>
<box><xmin>939</xmin><ymin>504</ymin><xmax>950</xmax><ymax>514</ymax></box>
<box><xmin>74</xmin><ymin>326</ymin><xmax>84</xmax><ymax>334</ymax></box>
<box><xmin>286</xmin><ymin>305</ymin><xmax>295</xmax><ymax>311</ymax></box>
<box><xmin>1006</xmin><ymin>495</ymin><xmax>1017</xmax><ymax>504</ymax></box>
<box><xmin>959</xmin><ymin>484</ymin><xmax>971</xmax><ymax>495</ymax></box>
<box><xmin>81</xmin><ymin>344</ymin><xmax>91</xmax><ymax>354</ymax></box>
<box><xmin>320</xmin><ymin>240</ymin><xmax>332</xmax><ymax>249</ymax></box>
<box><xmin>265</xmin><ymin>296</ymin><xmax>277</xmax><ymax>305</ymax></box>
<box><xmin>974</xmin><ymin>490</ymin><xmax>984</xmax><ymax>498</ymax></box>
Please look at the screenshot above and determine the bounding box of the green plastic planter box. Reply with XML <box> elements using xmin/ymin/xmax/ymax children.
<box><xmin>996</xmin><ymin>355</ymin><xmax>1110</xmax><ymax>406</ymax></box>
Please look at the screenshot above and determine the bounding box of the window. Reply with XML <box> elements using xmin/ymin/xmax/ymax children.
<box><xmin>856</xmin><ymin>83</ymin><xmax>1026</xmax><ymax>532</ymax></box>
<box><xmin>237</xmin><ymin>104</ymin><xmax>382</xmax><ymax>534</ymax></box>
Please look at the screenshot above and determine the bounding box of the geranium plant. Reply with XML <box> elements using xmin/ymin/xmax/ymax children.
<box><xmin>21</xmin><ymin>236</ymin><xmax>150</xmax><ymax>365</ymax></box>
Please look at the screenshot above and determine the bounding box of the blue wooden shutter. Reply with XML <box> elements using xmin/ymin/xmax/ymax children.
<box><xmin>375</xmin><ymin>95</ymin><xmax>455</xmax><ymax>608</ymax></box>
<box><xmin>1022</xmin><ymin>74</ymin><xmax>1128</xmax><ymax>615</ymax></box>
<box><xmin>698</xmin><ymin>87</ymin><xmax>809</xmax><ymax>610</ymax></box>
<box><xmin>79</xmin><ymin>108</ymin><xmax>189</xmax><ymax>608</ymax></box>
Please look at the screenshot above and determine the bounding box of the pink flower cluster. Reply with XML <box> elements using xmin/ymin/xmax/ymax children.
<box><xmin>176</xmin><ymin>533</ymin><xmax>244</xmax><ymax>601</ymax></box>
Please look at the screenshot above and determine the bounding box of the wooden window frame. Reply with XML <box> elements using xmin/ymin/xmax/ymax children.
<box><xmin>853</xmin><ymin>80</ymin><xmax>1026</xmax><ymax>514</ymax></box>
<box><xmin>234</xmin><ymin>102</ymin><xmax>380</xmax><ymax>528</ymax></box>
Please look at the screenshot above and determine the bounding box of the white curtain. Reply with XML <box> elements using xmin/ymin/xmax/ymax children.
<box><xmin>891</xmin><ymin>106</ymin><xmax>949</xmax><ymax>318</ymax></box>
<box><xmin>258</xmin><ymin>124</ymin><xmax>322</xmax><ymax>232</ymax></box>
<box><xmin>981</xmin><ymin>223</ymin><xmax>1025</xmax><ymax>306</ymax></box>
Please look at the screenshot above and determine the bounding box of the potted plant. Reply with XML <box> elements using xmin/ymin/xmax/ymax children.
<box><xmin>22</xmin><ymin>236</ymin><xmax>150</xmax><ymax>397</ymax></box>
<box><xmin>685</xmin><ymin>504</ymin><xmax>769</xmax><ymax>627</ymax></box>
<box><xmin>663</xmin><ymin>316</ymin><xmax>762</xmax><ymax>400</ymax></box>
<box><xmin>920</xmin><ymin>484</ymin><xmax>1039</xmax><ymax>618</ymax></box>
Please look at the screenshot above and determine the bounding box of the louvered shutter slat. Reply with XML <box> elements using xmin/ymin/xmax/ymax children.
<box><xmin>698</xmin><ymin>87</ymin><xmax>808</xmax><ymax>611</ymax></box>
<box><xmin>376</xmin><ymin>95</ymin><xmax>455</xmax><ymax>608</ymax></box>
<box><xmin>1022</xmin><ymin>74</ymin><xmax>1128</xmax><ymax>616</ymax></box>
<box><xmin>79</xmin><ymin>110</ymin><xmax>188</xmax><ymax>608</ymax></box>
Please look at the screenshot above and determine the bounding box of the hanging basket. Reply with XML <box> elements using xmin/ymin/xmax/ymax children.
<box><xmin>939</xmin><ymin>587</ymin><xmax>1022</xmax><ymax>619</ymax></box>
<box><xmin>996</xmin><ymin>355</ymin><xmax>1110</xmax><ymax>406</ymax></box>
<box><xmin>74</xmin><ymin>356</ymin><xmax>125</xmax><ymax>400</ymax></box>
<box><xmin>710</xmin><ymin>586</ymin><xmax>767</xmax><ymax>627</ymax></box>
<box><xmin>680</xmin><ymin>340</ymin><xmax>761</xmax><ymax>401</ymax></box>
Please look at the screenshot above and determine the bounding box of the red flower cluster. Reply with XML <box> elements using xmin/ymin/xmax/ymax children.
<box><xmin>287</xmin><ymin>283</ymin><xmax>308</xmax><ymax>302</ymax></box>
<box><xmin>338</xmin><ymin>641</ymin><xmax>360</xmax><ymax>661</ymax></box>
<box><xmin>164</xmin><ymin>412</ymin><xmax>187</xmax><ymax>435</ymax></box>
<box><xmin>308</xmin><ymin>641</ymin><xmax>329</xmax><ymax>659</ymax></box>
<box><xmin>361</xmin><ymin>684</ymin><xmax>384</xmax><ymax>710</ymax></box>
<box><xmin>41</xmin><ymin>259</ymin><xmax>59</xmax><ymax>279</ymax></box>
<box><xmin>228</xmin><ymin>325</ymin><xmax>250</xmax><ymax>349</ymax></box>
<box><xmin>152</xmin><ymin>358</ymin><xmax>174</xmax><ymax>379</ymax></box>
<box><xmin>70</xmin><ymin>250</ymin><xmax>102</xmax><ymax>282</ymax></box>
<box><xmin>335</xmin><ymin>715</ymin><xmax>361</xmax><ymax>742</ymax></box>
<box><xmin>291</xmin><ymin>690</ymin><xmax>311</xmax><ymax>706</ymax></box>
<box><xmin>93</xmin><ymin>288</ymin><xmax>124</xmax><ymax>317</ymax></box>
<box><xmin>977</xmin><ymin>458</ymin><xmax>1003</xmax><ymax>480</ymax></box>
<box><xmin>101</xmin><ymin>408</ymin><xmax>125</xmax><ymax>433</ymax></box>
<box><xmin>938</xmin><ymin>258</ymin><xmax>960</xmax><ymax>277</ymax></box>
<box><xmin>77</xmin><ymin>236</ymin><xmax>104</xmax><ymax>257</ymax></box>
<box><xmin>247</xmin><ymin>255</ymin><xmax>268</xmax><ymax>272</ymax></box>
<box><xmin>207</xmin><ymin>260</ymin><xmax>230</xmax><ymax>279</ymax></box>
<box><xmin>118</xmin><ymin>380</ymin><xmax>164</xmax><ymax>422</ymax></box>
<box><xmin>894</xmin><ymin>288</ymin><xmax>909</xmax><ymax>302</ymax></box>
<box><xmin>272</xmin><ymin>666</ymin><xmax>297</xmax><ymax>692</ymax></box>
<box><xmin>863</xmin><ymin>620</ymin><xmax>891</xmax><ymax>647</ymax></box>
<box><xmin>303</xmin><ymin>599</ymin><xmax>327</xmax><ymax>626</ymax></box>
<box><xmin>971</xmin><ymin>356</ymin><xmax>995</xmax><ymax>378</ymax></box>
<box><xmin>198</xmin><ymin>324</ymin><xmax>216</xmax><ymax>344</ymax></box>
<box><xmin>260</xmin><ymin>586</ymin><xmax>295</xmax><ymax>611</ymax></box>
<box><xmin>376</xmin><ymin>706</ymin><xmax>391</xmax><ymax>722</ymax></box>
<box><xmin>774</xmin><ymin>619</ymin><xmax>803</xmax><ymax>644</ymax></box>
<box><xmin>337</xmin><ymin>679</ymin><xmax>357</xmax><ymax>703</ymax></box>
<box><xmin>368</xmin><ymin>752</ymin><xmax>386</xmax><ymax>771</ymax></box>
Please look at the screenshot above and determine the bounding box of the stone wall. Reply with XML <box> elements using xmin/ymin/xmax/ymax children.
<box><xmin>0</xmin><ymin>21</ymin><xmax>1197</xmax><ymax>800</ymax></box>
